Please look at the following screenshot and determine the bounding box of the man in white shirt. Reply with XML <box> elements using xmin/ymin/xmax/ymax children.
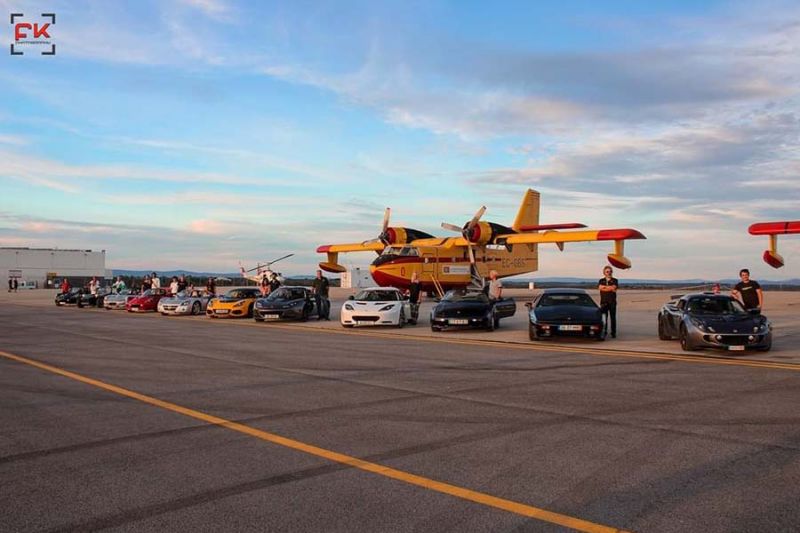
<box><xmin>151</xmin><ymin>272</ymin><xmax>161</xmax><ymax>289</ymax></box>
<box><xmin>487</xmin><ymin>270</ymin><xmax>502</xmax><ymax>300</ymax></box>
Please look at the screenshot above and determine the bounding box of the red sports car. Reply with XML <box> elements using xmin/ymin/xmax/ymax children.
<box><xmin>126</xmin><ymin>288</ymin><xmax>170</xmax><ymax>312</ymax></box>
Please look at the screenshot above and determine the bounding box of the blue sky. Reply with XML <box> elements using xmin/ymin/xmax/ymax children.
<box><xmin>1</xmin><ymin>0</ymin><xmax>798</xmax><ymax>279</ymax></box>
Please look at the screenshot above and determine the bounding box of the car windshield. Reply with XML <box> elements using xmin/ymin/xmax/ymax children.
<box><xmin>538</xmin><ymin>294</ymin><xmax>596</xmax><ymax>307</ymax></box>
<box><xmin>224</xmin><ymin>289</ymin><xmax>256</xmax><ymax>299</ymax></box>
<box><xmin>355</xmin><ymin>290</ymin><xmax>400</xmax><ymax>301</ymax></box>
<box><xmin>442</xmin><ymin>290</ymin><xmax>489</xmax><ymax>303</ymax></box>
<box><xmin>266</xmin><ymin>288</ymin><xmax>306</xmax><ymax>301</ymax></box>
<box><xmin>686</xmin><ymin>297</ymin><xmax>747</xmax><ymax>315</ymax></box>
<box><xmin>140</xmin><ymin>289</ymin><xmax>155</xmax><ymax>296</ymax></box>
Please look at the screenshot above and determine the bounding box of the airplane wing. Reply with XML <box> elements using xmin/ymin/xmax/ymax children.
<box><xmin>443</xmin><ymin>228</ymin><xmax>646</xmax><ymax>269</ymax></box>
<box><xmin>748</xmin><ymin>220</ymin><xmax>800</xmax><ymax>268</ymax></box>
<box><xmin>316</xmin><ymin>242</ymin><xmax>385</xmax><ymax>254</ymax></box>
<box><xmin>316</xmin><ymin>242</ymin><xmax>385</xmax><ymax>273</ymax></box>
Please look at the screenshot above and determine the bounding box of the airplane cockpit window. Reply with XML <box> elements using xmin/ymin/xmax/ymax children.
<box><xmin>398</xmin><ymin>247</ymin><xmax>419</xmax><ymax>256</ymax></box>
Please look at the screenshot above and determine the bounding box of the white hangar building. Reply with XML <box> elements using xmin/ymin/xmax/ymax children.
<box><xmin>1</xmin><ymin>247</ymin><xmax>110</xmax><ymax>288</ymax></box>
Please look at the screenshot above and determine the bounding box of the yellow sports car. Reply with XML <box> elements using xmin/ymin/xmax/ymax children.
<box><xmin>206</xmin><ymin>288</ymin><xmax>261</xmax><ymax>318</ymax></box>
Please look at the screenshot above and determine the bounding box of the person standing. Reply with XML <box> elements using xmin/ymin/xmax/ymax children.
<box><xmin>89</xmin><ymin>277</ymin><xmax>99</xmax><ymax>296</ymax></box>
<box><xmin>206</xmin><ymin>277</ymin><xmax>216</xmax><ymax>296</ymax></box>
<box><xmin>731</xmin><ymin>268</ymin><xmax>763</xmax><ymax>311</ymax></box>
<box><xmin>141</xmin><ymin>275</ymin><xmax>151</xmax><ymax>293</ymax></box>
<box><xmin>598</xmin><ymin>266</ymin><xmax>619</xmax><ymax>338</ymax></box>
<box><xmin>487</xmin><ymin>270</ymin><xmax>502</xmax><ymax>300</ymax></box>
<box><xmin>113</xmin><ymin>276</ymin><xmax>126</xmax><ymax>293</ymax></box>
<box><xmin>311</xmin><ymin>270</ymin><xmax>331</xmax><ymax>320</ymax></box>
<box><xmin>150</xmin><ymin>272</ymin><xmax>161</xmax><ymax>290</ymax></box>
<box><xmin>269</xmin><ymin>273</ymin><xmax>282</xmax><ymax>294</ymax></box>
<box><xmin>60</xmin><ymin>278</ymin><xmax>71</xmax><ymax>294</ymax></box>
<box><xmin>12</xmin><ymin>278</ymin><xmax>18</xmax><ymax>292</ymax></box>
<box><xmin>169</xmin><ymin>276</ymin><xmax>180</xmax><ymax>296</ymax></box>
<box><xmin>178</xmin><ymin>275</ymin><xmax>188</xmax><ymax>293</ymax></box>
<box><xmin>7</xmin><ymin>277</ymin><xmax>12</xmax><ymax>293</ymax></box>
<box><xmin>259</xmin><ymin>273</ymin><xmax>270</xmax><ymax>297</ymax></box>
<box><xmin>407</xmin><ymin>272</ymin><xmax>422</xmax><ymax>325</ymax></box>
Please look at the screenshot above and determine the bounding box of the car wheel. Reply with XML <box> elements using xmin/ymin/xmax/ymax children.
<box><xmin>679</xmin><ymin>325</ymin><xmax>697</xmax><ymax>351</ymax></box>
<box><xmin>247</xmin><ymin>304</ymin><xmax>254</xmax><ymax>318</ymax></box>
<box><xmin>398</xmin><ymin>310</ymin><xmax>405</xmax><ymax>328</ymax></box>
<box><xmin>431</xmin><ymin>326</ymin><xmax>441</xmax><ymax>332</ymax></box>
<box><xmin>342</xmin><ymin>323</ymin><xmax>353</xmax><ymax>328</ymax></box>
<box><xmin>161</xmin><ymin>312</ymin><xmax>168</xmax><ymax>316</ymax></box>
<box><xmin>493</xmin><ymin>315</ymin><xmax>500</xmax><ymax>329</ymax></box>
<box><xmin>301</xmin><ymin>308</ymin><xmax>310</xmax><ymax>322</ymax></box>
<box><xmin>528</xmin><ymin>323</ymin><xmax>538</xmax><ymax>341</ymax></box>
<box><xmin>486</xmin><ymin>312</ymin><xmax>495</xmax><ymax>332</ymax></box>
<box><xmin>254</xmin><ymin>317</ymin><xmax>264</xmax><ymax>322</ymax></box>
<box><xmin>192</xmin><ymin>302</ymin><xmax>201</xmax><ymax>315</ymax></box>
<box><xmin>658</xmin><ymin>316</ymin><xmax>671</xmax><ymax>340</ymax></box>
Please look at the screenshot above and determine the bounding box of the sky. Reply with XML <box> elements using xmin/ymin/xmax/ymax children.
<box><xmin>0</xmin><ymin>0</ymin><xmax>798</xmax><ymax>280</ymax></box>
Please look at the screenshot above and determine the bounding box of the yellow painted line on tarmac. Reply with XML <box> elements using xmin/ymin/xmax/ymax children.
<box><xmin>205</xmin><ymin>318</ymin><xmax>800</xmax><ymax>373</ymax></box>
<box><xmin>0</xmin><ymin>349</ymin><xmax>630</xmax><ymax>533</ymax></box>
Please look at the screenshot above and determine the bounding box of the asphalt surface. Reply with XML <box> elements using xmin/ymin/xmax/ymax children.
<box><xmin>2</xmin><ymin>302</ymin><xmax>800</xmax><ymax>532</ymax></box>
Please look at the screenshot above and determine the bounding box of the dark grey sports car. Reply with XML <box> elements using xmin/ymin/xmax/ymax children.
<box><xmin>78</xmin><ymin>287</ymin><xmax>112</xmax><ymax>308</ymax></box>
<box><xmin>430</xmin><ymin>289</ymin><xmax>515</xmax><ymax>331</ymax></box>
<box><xmin>253</xmin><ymin>286</ymin><xmax>318</xmax><ymax>322</ymax></box>
<box><xmin>526</xmin><ymin>288</ymin><xmax>605</xmax><ymax>341</ymax></box>
<box><xmin>55</xmin><ymin>288</ymin><xmax>84</xmax><ymax>306</ymax></box>
<box><xmin>658</xmin><ymin>293</ymin><xmax>772</xmax><ymax>352</ymax></box>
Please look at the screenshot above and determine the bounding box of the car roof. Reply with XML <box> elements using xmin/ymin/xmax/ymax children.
<box><xmin>540</xmin><ymin>288</ymin><xmax>590</xmax><ymax>295</ymax></box>
<box><xmin>359</xmin><ymin>287</ymin><xmax>401</xmax><ymax>291</ymax></box>
<box><xmin>681</xmin><ymin>292</ymin><xmax>733</xmax><ymax>299</ymax></box>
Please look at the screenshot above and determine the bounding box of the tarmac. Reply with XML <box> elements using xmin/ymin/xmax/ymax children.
<box><xmin>1</xmin><ymin>288</ymin><xmax>800</xmax><ymax>532</ymax></box>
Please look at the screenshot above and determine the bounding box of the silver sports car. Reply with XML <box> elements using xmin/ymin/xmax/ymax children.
<box><xmin>104</xmin><ymin>290</ymin><xmax>138</xmax><ymax>310</ymax></box>
<box><xmin>157</xmin><ymin>289</ymin><xmax>212</xmax><ymax>316</ymax></box>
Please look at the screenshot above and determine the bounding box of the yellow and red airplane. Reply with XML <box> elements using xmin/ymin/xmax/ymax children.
<box><xmin>749</xmin><ymin>220</ymin><xmax>800</xmax><ymax>268</ymax></box>
<box><xmin>317</xmin><ymin>189</ymin><xmax>646</xmax><ymax>294</ymax></box>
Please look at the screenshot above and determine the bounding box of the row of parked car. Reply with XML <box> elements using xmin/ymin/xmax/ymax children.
<box><xmin>54</xmin><ymin>285</ymin><xmax>773</xmax><ymax>352</ymax></box>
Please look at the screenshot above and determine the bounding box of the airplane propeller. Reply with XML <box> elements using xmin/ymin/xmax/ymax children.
<box><xmin>362</xmin><ymin>207</ymin><xmax>392</xmax><ymax>246</ymax></box>
<box><xmin>441</xmin><ymin>205</ymin><xmax>487</xmax><ymax>266</ymax></box>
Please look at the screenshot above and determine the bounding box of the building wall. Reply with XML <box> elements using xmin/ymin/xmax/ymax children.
<box><xmin>1</xmin><ymin>248</ymin><xmax>108</xmax><ymax>288</ymax></box>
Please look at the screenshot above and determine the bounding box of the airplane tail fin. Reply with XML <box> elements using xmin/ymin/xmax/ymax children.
<box><xmin>512</xmin><ymin>189</ymin><xmax>540</xmax><ymax>232</ymax></box>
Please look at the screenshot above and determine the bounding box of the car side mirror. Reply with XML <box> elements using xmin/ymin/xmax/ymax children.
<box><xmin>347</xmin><ymin>295</ymin><xmax>355</xmax><ymax>300</ymax></box>
<box><xmin>524</xmin><ymin>302</ymin><xmax>532</xmax><ymax>309</ymax></box>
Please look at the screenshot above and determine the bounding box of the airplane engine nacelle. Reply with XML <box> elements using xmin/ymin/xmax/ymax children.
<box><xmin>465</xmin><ymin>221</ymin><xmax>497</xmax><ymax>245</ymax></box>
<box><xmin>383</xmin><ymin>227</ymin><xmax>434</xmax><ymax>245</ymax></box>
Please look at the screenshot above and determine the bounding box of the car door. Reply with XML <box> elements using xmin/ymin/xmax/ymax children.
<box><xmin>664</xmin><ymin>299</ymin><xmax>685</xmax><ymax>335</ymax></box>
<box><xmin>493</xmin><ymin>298</ymin><xmax>517</xmax><ymax>319</ymax></box>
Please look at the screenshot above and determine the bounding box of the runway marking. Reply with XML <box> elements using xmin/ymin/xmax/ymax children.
<box><xmin>208</xmin><ymin>318</ymin><xmax>800</xmax><ymax>373</ymax></box>
<box><xmin>0</xmin><ymin>349</ymin><xmax>631</xmax><ymax>533</ymax></box>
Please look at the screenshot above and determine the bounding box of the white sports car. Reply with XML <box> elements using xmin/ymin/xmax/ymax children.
<box><xmin>340</xmin><ymin>287</ymin><xmax>410</xmax><ymax>328</ymax></box>
<box><xmin>158</xmin><ymin>289</ymin><xmax>212</xmax><ymax>316</ymax></box>
<box><xmin>104</xmin><ymin>290</ymin><xmax>138</xmax><ymax>310</ymax></box>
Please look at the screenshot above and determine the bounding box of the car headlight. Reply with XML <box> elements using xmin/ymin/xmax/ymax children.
<box><xmin>379</xmin><ymin>304</ymin><xmax>395</xmax><ymax>312</ymax></box>
<box><xmin>344</xmin><ymin>303</ymin><xmax>354</xmax><ymax>311</ymax></box>
<box><xmin>690</xmin><ymin>318</ymin><xmax>707</xmax><ymax>331</ymax></box>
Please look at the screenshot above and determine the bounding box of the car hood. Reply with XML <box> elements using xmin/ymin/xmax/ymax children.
<box><xmin>433</xmin><ymin>301</ymin><xmax>490</xmax><ymax>317</ymax></box>
<box><xmin>690</xmin><ymin>314</ymin><xmax>763</xmax><ymax>332</ymax></box>
<box><xmin>257</xmin><ymin>298</ymin><xmax>306</xmax><ymax>308</ymax></box>
<box><xmin>129</xmin><ymin>295</ymin><xmax>157</xmax><ymax>304</ymax></box>
<box><xmin>532</xmin><ymin>305</ymin><xmax>602</xmax><ymax>323</ymax></box>
<box><xmin>348</xmin><ymin>300</ymin><xmax>400</xmax><ymax>309</ymax></box>
<box><xmin>160</xmin><ymin>296</ymin><xmax>193</xmax><ymax>305</ymax></box>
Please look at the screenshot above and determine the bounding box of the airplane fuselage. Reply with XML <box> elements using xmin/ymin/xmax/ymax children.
<box><xmin>369</xmin><ymin>240</ymin><xmax>539</xmax><ymax>291</ymax></box>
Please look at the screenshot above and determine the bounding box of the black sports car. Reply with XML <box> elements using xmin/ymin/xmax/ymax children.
<box><xmin>55</xmin><ymin>288</ymin><xmax>84</xmax><ymax>306</ymax></box>
<box><xmin>253</xmin><ymin>286</ymin><xmax>318</xmax><ymax>322</ymax></box>
<box><xmin>526</xmin><ymin>288</ymin><xmax>605</xmax><ymax>341</ymax></box>
<box><xmin>658</xmin><ymin>293</ymin><xmax>772</xmax><ymax>352</ymax></box>
<box><xmin>78</xmin><ymin>287</ymin><xmax>112</xmax><ymax>308</ymax></box>
<box><xmin>430</xmin><ymin>289</ymin><xmax>516</xmax><ymax>331</ymax></box>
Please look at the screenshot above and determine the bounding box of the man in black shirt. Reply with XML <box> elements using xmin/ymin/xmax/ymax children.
<box><xmin>598</xmin><ymin>266</ymin><xmax>618</xmax><ymax>338</ymax></box>
<box><xmin>311</xmin><ymin>270</ymin><xmax>330</xmax><ymax>320</ymax></box>
<box><xmin>407</xmin><ymin>272</ymin><xmax>422</xmax><ymax>325</ymax></box>
<box><xmin>732</xmin><ymin>268</ymin><xmax>763</xmax><ymax>310</ymax></box>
